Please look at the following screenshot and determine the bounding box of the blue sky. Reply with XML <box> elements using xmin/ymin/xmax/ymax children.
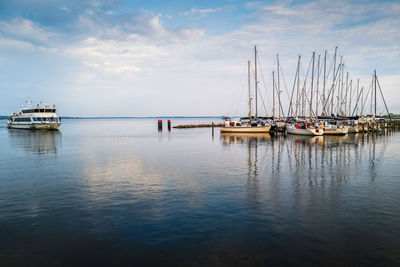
<box><xmin>0</xmin><ymin>0</ymin><xmax>399</xmax><ymax>116</ymax></box>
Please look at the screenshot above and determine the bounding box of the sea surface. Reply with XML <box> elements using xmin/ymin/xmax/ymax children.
<box><xmin>0</xmin><ymin>118</ymin><xmax>399</xmax><ymax>266</ymax></box>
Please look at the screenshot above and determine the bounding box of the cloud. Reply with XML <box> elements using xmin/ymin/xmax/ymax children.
<box><xmin>0</xmin><ymin>18</ymin><xmax>56</xmax><ymax>45</ymax></box>
<box><xmin>181</xmin><ymin>7</ymin><xmax>222</xmax><ymax>17</ymax></box>
<box><xmin>66</xmin><ymin>36</ymin><xmax>167</xmax><ymax>74</ymax></box>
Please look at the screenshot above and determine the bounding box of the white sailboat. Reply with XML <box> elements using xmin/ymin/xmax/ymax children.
<box><xmin>221</xmin><ymin>46</ymin><xmax>271</xmax><ymax>133</ymax></box>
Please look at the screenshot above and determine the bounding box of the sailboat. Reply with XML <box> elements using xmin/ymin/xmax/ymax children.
<box><xmin>286</xmin><ymin>52</ymin><xmax>323</xmax><ymax>136</ymax></box>
<box><xmin>286</xmin><ymin>120</ymin><xmax>323</xmax><ymax>136</ymax></box>
<box><xmin>221</xmin><ymin>46</ymin><xmax>271</xmax><ymax>133</ymax></box>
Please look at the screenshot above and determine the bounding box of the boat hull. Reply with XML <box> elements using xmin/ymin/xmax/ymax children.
<box><xmin>7</xmin><ymin>122</ymin><xmax>61</xmax><ymax>130</ymax></box>
<box><xmin>220</xmin><ymin>125</ymin><xmax>271</xmax><ymax>133</ymax></box>
<box><xmin>323</xmin><ymin>127</ymin><xmax>348</xmax><ymax>135</ymax></box>
<box><xmin>287</xmin><ymin>126</ymin><xmax>323</xmax><ymax>136</ymax></box>
<box><xmin>348</xmin><ymin>126</ymin><xmax>358</xmax><ymax>133</ymax></box>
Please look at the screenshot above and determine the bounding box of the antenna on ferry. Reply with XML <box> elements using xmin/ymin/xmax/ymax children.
<box><xmin>26</xmin><ymin>97</ymin><xmax>32</xmax><ymax>107</ymax></box>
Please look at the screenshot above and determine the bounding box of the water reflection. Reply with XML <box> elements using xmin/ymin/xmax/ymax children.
<box><xmin>220</xmin><ymin>131</ymin><xmax>395</xmax><ymax>186</ymax></box>
<box><xmin>8</xmin><ymin>129</ymin><xmax>61</xmax><ymax>154</ymax></box>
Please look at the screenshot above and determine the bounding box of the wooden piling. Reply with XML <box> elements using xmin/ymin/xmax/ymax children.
<box><xmin>158</xmin><ymin>120</ymin><xmax>162</xmax><ymax>131</ymax></box>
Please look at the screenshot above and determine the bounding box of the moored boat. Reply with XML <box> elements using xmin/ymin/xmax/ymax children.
<box><xmin>7</xmin><ymin>99</ymin><xmax>61</xmax><ymax>130</ymax></box>
<box><xmin>221</xmin><ymin>46</ymin><xmax>271</xmax><ymax>134</ymax></box>
<box><xmin>323</xmin><ymin>121</ymin><xmax>348</xmax><ymax>135</ymax></box>
<box><xmin>286</xmin><ymin>123</ymin><xmax>323</xmax><ymax>136</ymax></box>
<box><xmin>221</xmin><ymin>119</ymin><xmax>271</xmax><ymax>133</ymax></box>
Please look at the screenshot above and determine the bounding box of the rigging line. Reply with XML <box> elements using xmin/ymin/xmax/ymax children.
<box><xmin>351</xmin><ymin>86</ymin><xmax>364</xmax><ymax>116</ymax></box>
<box><xmin>299</xmin><ymin>55</ymin><xmax>313</xmax><ymax>116</ymax></box>
<box><xmin>287</xmin><ymin>60</ymin><xmax>299</xmax><ymax>118</ymax></box>
<box><xmin>232</xmin><ymin>71</ymin><xmax>246</xmax><ymax>117</ymax></box>
<box><xmin>250</xmin><ymin>63</ymin><xmax>269</xmax><ymax>116</ymax></box>
<box><xmin>376</xmin><ymin>76</ymin><xmax>392</xmax><ymax>120</ymax></box>
<box><xmin>360</xmin><ymin>80</ymin><xmax>372</xmax><ymax>115</ymax></box>
<box><xmin>257</xmin><ymin>87</ymin><xmax>269</xmax><ymax>116</ymax></box>
<box><xmin>322</xmin><ymin>62</ymin><xmax>342</xmax><ymax>114</ymax></box>
<box><xmin>301</xmin><ymin>57</ymin><xmax>320</xmax><ymax>119</ymax></box>
<box><xmin>256</xmin><ymin>53</ymin><xmax>272</xmax><ymax>112</ymax></box>
<box><xmin>278</xmin><ymin>64</ymin><xmax>293</xmax><ymax>116</ymax></box>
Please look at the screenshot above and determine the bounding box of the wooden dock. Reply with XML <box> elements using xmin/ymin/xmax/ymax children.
<box><xmin>173</xmin><ymin>123</ymin><xmax>224</xmax><ymax>129</ymax></box>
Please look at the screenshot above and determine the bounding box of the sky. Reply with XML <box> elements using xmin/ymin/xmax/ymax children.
<box><xmin>0</xmin><ymin>0</ymin><xmax>399</xmax><ymax>116</ymax></box>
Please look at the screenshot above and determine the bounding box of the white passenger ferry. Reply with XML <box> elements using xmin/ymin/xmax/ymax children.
<box><xmin>7</xmin><ymin>99</ymin><xmax>61</xmax><ymax>130</ymax></box>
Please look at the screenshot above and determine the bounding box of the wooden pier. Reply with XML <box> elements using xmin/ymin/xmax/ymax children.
<box><xmin>173</xmin><ymin>123</ymin><xmax>224</xmax><ymax>129</ymax></box>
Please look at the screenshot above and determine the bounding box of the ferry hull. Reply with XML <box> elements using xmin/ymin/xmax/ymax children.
<box><xmin>8</xmin><ymin>123</ymin><xmax>61</xmax><ymax>130</ymax></box>
<box><xmin>287</xmin><ymin>126</ymin><xmax>323</xmax><ymax>136</ymax></box>
<box><xmin>220</xmin><ymin>125</ymin><xmax>271</xmax><ymax>133</ymax></box>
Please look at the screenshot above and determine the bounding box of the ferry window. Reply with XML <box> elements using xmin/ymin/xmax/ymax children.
<box><xmin>34</xmin><ymin>109</ymin><xmax>39</xmax><ymax>113</ymax></box>
<box><xmin>40</xmin><ymin>109</ymin><xmax>44</xmax><ymax>112</ymax></box>
<box><xmin>45</xmin><ymin>109</ymin><xmax>51</xmax><ymax>113</ymax></box>
<box><xmin>53</xmin><ymin>109</ymin><xmax>56</xmax><ymax>113</ymax></box>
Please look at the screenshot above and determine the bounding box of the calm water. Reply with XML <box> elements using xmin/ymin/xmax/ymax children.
<box><xmin>0</xmin><ymin>118</ymin><xmax>399</xmax><ymax>266</ymax></box>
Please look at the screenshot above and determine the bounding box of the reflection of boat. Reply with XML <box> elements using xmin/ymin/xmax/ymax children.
<box><xmin>7</xmin><ymin>98</ymin><xmax>61</xmax><ymax>130</ymax></box>
<box><xmin>287</xmin><ymin>134</ymin><xmax>323</xmax><ymax>145</ymax></box>
<box><xmin>8</xmin><ymin>129</ymin><xmax>61</xmax><ymax>154</ymax></box>
<box><xmin>220</xmin><ymin>132</ymin><xmax>271</xmax><ymax>144</ymax></box>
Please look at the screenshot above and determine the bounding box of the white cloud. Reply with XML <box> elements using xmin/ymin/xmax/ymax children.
<box><xmin>61</xmin><ymin>6</ymin><xmax>71</xmax><ymax>12</ymax></box>
<box><xmin>181</xmin><ymin>7</ymin><xmax>222</xmax><ymax>17</ymax></box>
<box><xmin>0</xmin><ymin>18</ymin><xmax>56</xmax><ymax>44</ymax></box>
<box><xmin>66</xmin><ymin>36</ymin><xmax>167</xmax><ymax>74</ymax></box>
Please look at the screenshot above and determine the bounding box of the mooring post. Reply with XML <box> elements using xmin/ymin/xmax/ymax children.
<box><xmin>212</xmin><ymin>122</ymin><xmax>214</xmax><ymax>137</ymax></box>
<box><xmin>168</xmin><ymin>120</ymin><xmax>171</xmax><ymax>131</ymax></box>
<box><xmin>158</xmin><ymin>120</ymin><xmax>162</xmax><ymax>131</ymax></box>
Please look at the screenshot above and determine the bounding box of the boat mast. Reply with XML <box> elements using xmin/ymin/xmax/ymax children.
<box><xmin>348</xmin><ymin>79</ymin><xmax>352</xmax><ymax>117</ymax></box>
<box><xmin>339</xmin><ymin>58</ymin><xmax>344</xmax><ymax>116</ymax></box>
<box><xmin>254</xmin><ymin>46</ymin><xmax>258</xmax><ymax>119</ymax></box>
<box><xmin>331</xmin><ymin>47</ymin><xmax>338</xmax><ymax>115</ymax></box>
<box><xmin>374</xmin><ymin>69</ymin><xmax>377</xmax><ymax>117</ymax></box>
<box><xmin>323</xmin><ymin>50</ymin><xmax>327</xmax><ymax>116</ymax></box>
<box><xmin>272</xmin><ymin>71</ymin><xmax>275</xmax><ymax>118</ymax></box>
<box><xmin>344</xmin><ymin>72</ymin><xmax>349</xmax><ymax>116</ymax></box>
<box><xmin>277</xmin><ymin>54</ymin><xmax>281</xmax><ymax>119</ymax></box>
<box><xmin>248</xmin><ymin>60</ymin><xmax>252</xmax><ymax>119</ymax></box>
<box><xmin>370</xmin><ymin>74</ymin><xmax>374</xmax><ymax>115</ymax></box>
<box><xmin>310</xmin><ymin>52</ymin><xmax>315</xmax><ymax>119</ymax></box>
<box><xmin>361</xmin><ymin>82</ymin><xmax>364</xmax><ymax>116</ymax></box>
<box><xmin>356</xmin><ymin>78</ymin><xmax>360</xmax><ymax>115</ymax></box>
<box><xmin>316</xmin><ymin>54</ymin><xmax>320</xmax><ymax>117</ymax></box>
<box><xmin>296</xmin><ymin>55</ymin><xmax>301</xmax><ymax>117</ymax></box>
